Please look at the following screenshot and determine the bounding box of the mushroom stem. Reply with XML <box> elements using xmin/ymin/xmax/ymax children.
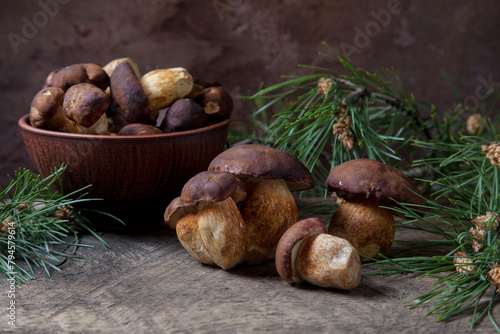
<box><xmin>296</xmin><ymin>234</ymin><xmax>361</xmax><ymax>289</ymax></box>
<box><xmin>240</xmin><ymin>178</ymin><xmax>298</xmax><ymax>265</ymax></box>
<box><xmin>328</xmin><ymin>198</ymin><xmax>395</xmax><ymax>261</ymax></box>
<box><xmin>176</xmin><ymin>197</ymin><xmax>248</xmax><ymax>270</ymax></box>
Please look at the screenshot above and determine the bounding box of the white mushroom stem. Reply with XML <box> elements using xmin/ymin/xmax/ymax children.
<box><xmin>295</xmin><ymin>234</ymin><xmax>361</xmax><ymax>289</ymax></box>
<box><xmin>240</xmin><ymin>178</ymin><xmax>298</xmax><ymax>265</ymax></box>
<box><xmin>76</xmin><ymin>113</ymin><xmax>108</xmax><ymax>135</ymax></box>
<box><xmin>176</xmin><ymin>197</ymin><xmax>247</xmax><ymax>270</ymax></box>
<box><xmin>328</xmin><ymin>198</ymin><xmax>395</xmax><ymax>260</ymax></box>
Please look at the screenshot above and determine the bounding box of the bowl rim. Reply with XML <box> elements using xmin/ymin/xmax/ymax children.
<box><xmin>18</xmin><ymin>114</ymin><xmax>231</xmax><ymax>141</ymax></box>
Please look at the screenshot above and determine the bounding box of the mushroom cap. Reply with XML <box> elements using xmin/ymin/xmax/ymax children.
<box><xmin>208</xmin><ymin>144</ymin><xmax>314</xmax><ymax>192</ymax></box>
<box><xmin>110</xmin><ymin>61</ymin><xmax>153</xmax><ymax>126</ymax></box>
<box><xmin>164</xmin><ymin>171</ymin><xmax>247</xmax><ymax>228</ymax></box>
<box><xmin>275</xmin><ymin>218</ymin><xmax>327</xmax><ymax>285</ymax></box>
<box><xmin>117</xmin><ymin>123</ymin><xmax>163</xmax><ymax>136</ymax></box>
<box><xmin>44</xmin><ymin>63</ymin><xmax>109</xmax><ymax>92</ymax></box>
<box><xmin>325</xmin><ymin>158</ymin><xmax>425</xmax><ymax>208</ymax></box>
<box><xmin>63</xmin><ymin>83</ymin><xmax>110</xmax><ymax>128</ymax></box>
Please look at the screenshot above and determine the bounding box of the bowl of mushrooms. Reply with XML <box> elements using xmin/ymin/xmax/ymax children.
<box><xmin>19</xmin><ymin>58</ymin><xmax>232</xmax><ymax>229</ymax></box>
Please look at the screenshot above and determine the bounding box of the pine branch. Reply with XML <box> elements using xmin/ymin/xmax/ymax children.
<box><xmin>0</xmin><ymin>166</ymin><xmax>116</xmax><ymax>285</ymax></box>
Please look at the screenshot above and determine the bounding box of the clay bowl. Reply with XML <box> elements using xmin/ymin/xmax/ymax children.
<box><xmin>19</xmin><ymin>114</ymin><xmax>230</xmax><ymax>231</ymax></box>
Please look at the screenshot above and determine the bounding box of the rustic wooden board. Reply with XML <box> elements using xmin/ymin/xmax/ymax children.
<box><xmin>3</xmin><ymin>202</ymin><xmax>499</xmax><ymax>333</ymax></box>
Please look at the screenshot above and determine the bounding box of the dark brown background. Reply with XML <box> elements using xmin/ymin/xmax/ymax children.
<box><xmin>1</xmin><ymin>0</ymin><xmax>499</xmax><ymax>182</ymax></box>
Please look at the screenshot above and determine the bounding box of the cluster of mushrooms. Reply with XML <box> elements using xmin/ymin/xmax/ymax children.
<box><xmin>29</xmin><ymin>58</ymin><xmax>233</xmax><ymax>135</ymax></box>
<box><xmin>164</xmin><ymin>146</ymin><xmax>425</xmax><ymax>290</ymax></box>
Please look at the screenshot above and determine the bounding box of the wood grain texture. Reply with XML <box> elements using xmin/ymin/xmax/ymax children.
<box><xmin>2</xmin><ymin>200</ymin><xmax>498</xmax><ymax>333</ymax></box>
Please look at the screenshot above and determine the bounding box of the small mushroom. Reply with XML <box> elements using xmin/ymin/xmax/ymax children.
<box><xmin>160</xmin><ymin>98</ymin><xmax>209</xmax><ymax>133</ymax></box>
<box><xmin>164</xmin><ymin>171</ymin><xmax>248</xmax><ymax>270</ymax></box>
<box><xmin>44</xmin><ymin>63</ymin><xmax>109</xmax><ymax>92</ymax></box>
<box><xmin>185</xmin><ymin>79</ymin><xmax>221</xmax><ymax>99</ymax></box>
<box><xmin>102</xmin><ymin>57</ymin><xmax>141</xmax><ymax>79</ymax></box>
<box><xmin>208</xmin><ymin>144</ymin><xmax>315</xmax><ymax>265</ymax></box>
<box><xmin>118</xmin><ymin>123</ymin><xmax>163</xmax><ymax>135</ymax></box>
<box><xmin>63</xmin><ymin>83</ymin><xmax>110</xmax><ymax>135</ymax></box>
<box><xmin>325</xmin><ymin>158</ymin><xmax>425</xmax><ymax>260</ymax></box>
<box><xmin>140</xmin><ymin>67</ymin><xmax>194</xmax><ymax>111</ymax></box>
<box><xmin>109</xmin><ymin>61</ymin><xmax>154</xmax><ymax>131</ymax></box>
<box><xmin>29</xmin><ymin>87</ymin><xmax>82</xmax><ymax>133</ymax></box>
<box><xmin>275</xmin><ymin>218</ymin><xmax>361</xmax><ymax>289</ymax></box>
<box><xmin>196</xmin><ymin>87</ymin><xmax>234</xmax><ymax>120</ymax></box>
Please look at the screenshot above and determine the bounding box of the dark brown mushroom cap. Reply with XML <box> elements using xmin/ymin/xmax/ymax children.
<box><xmin>117</xmin><ymin>123</ymin><xmax>163</xmax><ymax>135</ymax></box>
<box><xmin>63</xmin><ymin>83</ymin><xmax>110</xmax><ymax>127</ymax></box>
<box><xmin>207</xmin><ymin>144</ymin><xmax>314</xmax><ymax>192</ymax></box>
<box><xmin>110</xmin><ymin>61</ymin><xmax>153</xmax><ymax>126</ymax></box>
<box><xmin>29</xmin><ymin>87</ymin><xmax>65</xmax><ymax>129</ymax></box>
<box><xmin>164</xmin><ymin>171</ymin><xmax>247</xmax><ymax>228</ymax></box>
<box><xmin>275</xmin><ymin>218</ymin><xmax>327</xmax><ymax>285</ymax></box>
<box><xmin>325</xmin><ymin>158</ymin><xmax>425</xmax><ymax>208</ymax></box>
<box><xmin>44</xmin><ymin>63</ymin><xmax>109</xmax><ymax>92</ymax></box>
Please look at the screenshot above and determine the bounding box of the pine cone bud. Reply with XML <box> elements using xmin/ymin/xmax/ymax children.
<box><xmin>488</xmin><ymin>264</ymin><xmax>500</xmax><ymax>290</ymax></box>
<box><xmin>453</xmin><ymin>251</ymin><xmax>475</xmax><ymax>274</ymax></box>
<box><xmin>482</xmin><ymin>142</ymin><xmax>500</xmax><ymax>167</ymax></box>
<box><xmin>332</xmin><ymin>106</ymin><xmax>354</xmax><ymax>150</ymax></box>
<box><xmin>1</xmin><ymin>219</ymin><xmax>13</xmax><ymax>234</ymax></box>
<box><xmin>466</xmin><ymin>113</ymin><xmax>482</xmax><ymax>134</ymax></box>
<box><xmin>56</xmin><ymin>207</ymin><xmax>73</xmax><ymax>221</ymax></box>
<box><xmin>317</xmin><ymin>77</ymin><xmax>332</xmax><ymax>95</ymax></box>
<box><xmin>471</xmin><ymin>211</ymin><xmax>499</xmax><ymax>231</ymax></box>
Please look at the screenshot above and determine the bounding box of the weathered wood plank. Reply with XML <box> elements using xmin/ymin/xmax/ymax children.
<box><xmin>2</xmin><ymin>205</ymin><xmax>498</xmax><ymax>333</ymax></box>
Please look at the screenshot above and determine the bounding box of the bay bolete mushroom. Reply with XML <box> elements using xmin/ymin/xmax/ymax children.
<box><xmin>63</xmin><ymin>83</ymin><xmax>110</xmax><ymax>135</ymax></box>
<box><xmin>325</xmin><ymin>158</ymin><xmax>425</xmax><ymax>260</ymax></box>
<box><xmin>29</xmin><ymin>87</ymin><xmax>81</xmax><ymax>133</ymax></box>
<box><xmin>196</xmin><ymin>86</ymin><xmax>234</xmax><ymax>120</ymax></box>
<box><xmin>208</xmin><ymin>144</ymin><xmax>315</xmax><ymax>265</ymax></box>
<box><xmin>140</xmin><ymin>67</ymin><xmax>193</xmax><ymax>111</ymax></box>
<box><xmin>118</xmin><ymin>123</ymin><xmax>163</xmax><ymax>136</ymax></box>
<box><xmin>275</xmin><ymin>218</ymin><xmax>361</xmax><ymax>289</ymax></box>
<box><xmin>44</xmin><ymin>63</ymin><xmax>109</xmax><ymax>92</ymax></box>
<box><xmin>109</xmin><ymin>61</ymin><xmax>154</xmax><ymax>130</ymax></box>
<box><xmin>164</xmin><ymin>171</ymin><xmax>248</xmax><ymax>270</ymax></box>
<box><xmin>160</xmin><ymin>98</ymin><xmax>209</xmax><ymax>133</ymax></box>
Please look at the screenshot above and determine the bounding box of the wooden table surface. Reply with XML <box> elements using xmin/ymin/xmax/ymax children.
<box><xmin>3</xmin><ymin>199</ymin><xmax>498</xmax><ymax>334</ymax></box>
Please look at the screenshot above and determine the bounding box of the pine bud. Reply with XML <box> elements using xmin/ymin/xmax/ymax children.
<box><xmin>453</xmin><ymin>251</ymin><xmax>475</xmax><ymax>274</ymax></box>
<box><xmin>482</xmin><ymin>142</ymin><xmax>500</xmax><ymax>167</ymax></box>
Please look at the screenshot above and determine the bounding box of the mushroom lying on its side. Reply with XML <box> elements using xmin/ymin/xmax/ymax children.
<box><xmin>275</xmin><ymin>218</ymin><xmax>361</xmax><ymax>289</ymax></box>
<box><xmin>164</xmin><ymin>171</ymin><xmax>248</xmax><ymax>270</ymax></box>
<box><xmin>29</xmin><ymin>87</ymin><xmax>81</xmax><ymax>133</ymax></box>
<box><xmin>208</xmin><ymin>144</ymin><xmax>315</xmax><ymax>265</ymax></box>
<box><xmin>326</xmin><ymin>158</ymin><xmax>425</xmax><ymax>260</ymax></box>
<box><xmin>44</xmin><ymin>63</ymin><xmax>109</xmax><ymax>92</ymax></box>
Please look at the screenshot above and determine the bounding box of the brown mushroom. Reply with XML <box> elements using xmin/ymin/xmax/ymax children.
<box><xmin>103</xmin><ymin>57</ymin><xmax>141</xmax><ymax>79</ymax></box>
<box><xmin>185</xmin><ymin>79</ymin><xmax>221</xmax><ymax>99</ymax></box>
<box><xmin>275</xmin><ymin>218</ymin><xmax>361</xmax><ymax>289</ymax></box>
<box><xmin>208</xmin><ymin>144</ymin><xmax>315</xmax><ymax>265</ymax></box>
<box><xmin>118</xmin><ymin>123</ymin><xmax>163</xmax><ymax>136</ymax></box>
<box><xmin>164</xmin><ymin>171</ymin><xmax>248</xmax><ymax>270</ymax></box>
<box><xmin>63</xmin><ymin>83</ymin><xmax>110</xmax><ymax>135</ymax></box>
<box><xmin>44</xmin><ymin>63</ymin><xmax>109</xmax><ymax>92</ymax></box>
<box><xmin>140</xmin><ymin>67</ymin><xmax>193</xmax><ymax>111</ymax></box>
<box><xmin>325</xmin><ymin>158</ymin><xmax>425</xmax><ymax>260</ymax></box>
<box><xmin>109</xmin><ymin>61</ymin><xmax>154</xmax><ymax>131</ymax></box>
<box><xmin>160</xmin><ymin>98</ymin><xmax>209</xmax><ymax>133</ymax></box>
<box><xmin>29</xmin><ymin>87</ymin><xmax>81</xmax><ymax>133</ymax></box>
<box><xmin>196</xmin><ymin>87</ymin><xmax>234</xmax><ymax>120</ymax></box>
